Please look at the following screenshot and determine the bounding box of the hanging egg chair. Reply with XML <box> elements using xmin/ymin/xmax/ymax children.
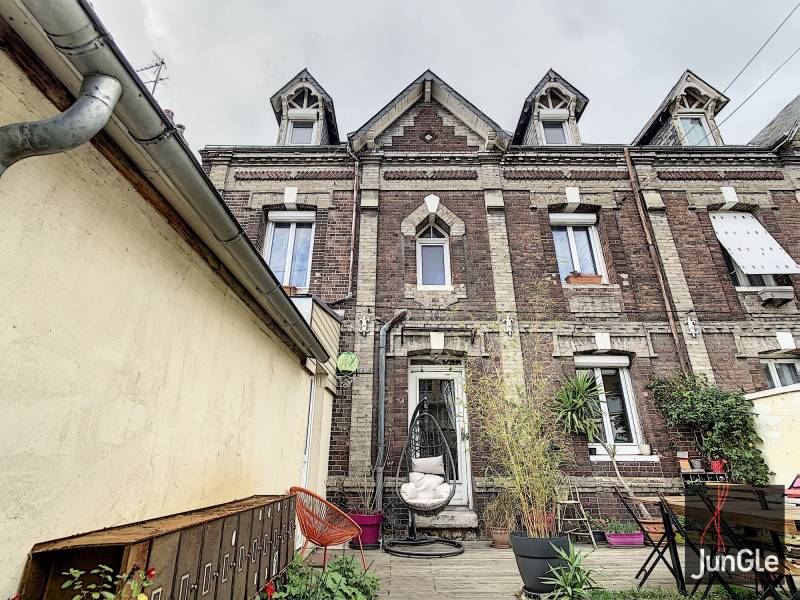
<box><xmin>383</xmin><ymin>401</ymin><xmax>464</xmax><ymax>558</ymax></box>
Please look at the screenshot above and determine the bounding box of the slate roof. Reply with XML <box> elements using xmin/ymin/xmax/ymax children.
<box><xmin>749</xmin><ymin>94</ymin><xmax>800</xmax><ymax>147</ymax></box>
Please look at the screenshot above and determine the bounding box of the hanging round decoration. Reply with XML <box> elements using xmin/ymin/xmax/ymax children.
<box><xmin>336</xmin><ymin>352</ymin><xmax>360</xmax><ymax>374</ymax></box>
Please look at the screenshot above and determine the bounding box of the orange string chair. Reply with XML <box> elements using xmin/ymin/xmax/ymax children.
<box><xmin>289</xmin><ymin>486</ymin><xmax>367</xmax><ymax>571</ymax></box>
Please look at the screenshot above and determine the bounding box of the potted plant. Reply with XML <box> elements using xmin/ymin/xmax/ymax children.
<box><xmin>565</xmin><ymin>271</ymin><xmax>602</xmax><ymax>285</ymax></box>
<box><xmin>466</xmin><ymin>344</ymin><xmax>567</xmax><ymax>595</ymax></box>
<box><xmin>346</xmin><ymin>465</ymin><xmax>384</xmax><ymax>550</ymax></box>
<box><xmin>554</xmin><ymin>372</ymin><xmax>654</xmax><ymax>521</ymax></box>
<box><xmin>482</xmin><ymin>488</ymin><xmax>517</xmax><ymax>549</ymax></box>
<box><xmin>589</xmin><ymin>516</ymin><xmax>608</xmax><ymax>544</ymax></box>
<box><xmin>604</xmin><ymin>520</ymin><xmax>644</xmax><ymax>546</ymax></box>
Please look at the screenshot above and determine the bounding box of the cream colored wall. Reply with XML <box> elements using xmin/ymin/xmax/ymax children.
<box><xmin>747</xmin><ymin>384</ymin><xmax>800</xmax><ymax>486</ymax></box>
<box><xmin>0</xmin><ymin>53</ymin><xmax>321</xmax><ymax>594</ymax></box>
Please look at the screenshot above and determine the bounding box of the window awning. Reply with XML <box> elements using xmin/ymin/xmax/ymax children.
<box><xmin>710</xmin><ymin>212</ymin><xmax>800</xmax><ymax>275</ymax></box>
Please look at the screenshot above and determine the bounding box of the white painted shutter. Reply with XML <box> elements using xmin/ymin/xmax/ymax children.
<box><xmin>710</xmin><ymin>211</ymin><xmax>800</xmax><ymax>274</ymax></box>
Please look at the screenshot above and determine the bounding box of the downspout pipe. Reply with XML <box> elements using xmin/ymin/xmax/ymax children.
<box><xmin>623</xmin><ymin>147</ymin><xmax>690</xmax><ymax>374</ymax></box>
<box><xmin>15</xmin><ymin>0</ymin><xmax>329</xmax><ymax>363</ymax></box>
<box><xmin>0</xmin><ymin>74</ymin><xmax>121</xmax><ymax>177</ymax></box>
<box><xmin>374</xmin><ymin>309</ymin><xmax>406</xmax><ymax>513</ymax></box>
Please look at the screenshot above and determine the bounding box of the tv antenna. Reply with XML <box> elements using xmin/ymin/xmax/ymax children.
<box><xmin>136</xmin><ymin>52</ymin><xmax>169</xmax><ymax>96</ymax></box>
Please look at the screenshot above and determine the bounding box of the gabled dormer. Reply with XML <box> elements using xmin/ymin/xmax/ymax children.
<box><xmin>632</xmin><ymin>70</ymin><xmax>728</xmax><ymax>147</ymax></box>
<box><xmin>512</xmin><ymin>69</ymin><xmax>589</xmax><ymax>146</ymax></box>
<box><xmin>270</xmin><ymin>69</ymin><xmax>340</xmax><ymax>146</ymax></box>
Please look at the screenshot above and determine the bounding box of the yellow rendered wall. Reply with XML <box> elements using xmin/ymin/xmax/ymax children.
<box><xmin>0</xmin><ymin>53</ymin><xmax>318</xmax><ymax>594</ymax></box>
<box><xmin>748</xmin><ymin>384</ymin><xmax>800</xmax><ymax>486</ymax></box>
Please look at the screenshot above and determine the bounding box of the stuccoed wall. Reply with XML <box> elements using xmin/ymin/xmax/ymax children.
<box><xmin>0</xmin><ymin>53</ymin><xmax>317</xmax><ymax>595</ymax></box>
<box><xmin>747</xmin><ymin>384</ymin><xmax>800</xmax><ymax>486</ymax></box>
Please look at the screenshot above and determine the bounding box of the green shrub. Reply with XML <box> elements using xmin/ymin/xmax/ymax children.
<box><xmin>604</xmin><ymin>520</ymin><xmax>639</xmax><ymax>534</ymax></box>
<box><xmin>272</xmin><ymin>554</ymin><xmax>380</xmax><ymax>600</ymax></box>
<box><xmin>587</xmin><ymin>585</ymin><xmax>756</xmax><ymax>599</ymax></box>
<box><xmin>648</xmin><ymin>373</ymin><xmax>771</xmax><ymax>485</ymax></box>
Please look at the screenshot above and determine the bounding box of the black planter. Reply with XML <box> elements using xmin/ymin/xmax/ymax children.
<box><xmin>591</xmin><ymin>530</ymin><xmax>606</xmax><ymax>543</ymax></box>
<box><xmin>510</xmin><ymin>533</ymin><xmax>569</xmax><ymax>595</ymax></box>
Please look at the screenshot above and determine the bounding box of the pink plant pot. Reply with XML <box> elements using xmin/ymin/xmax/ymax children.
<box><xmin>710</xmin><ymin>459</ymin><xmax>727</xmax><ymax>474</ymax></box>
<box><xmin>348</xmin><ymin>512</ymin><xmax>383</xmax><ymax>548</ymax></box>
<box><xmin>605</xmin><ymin>532</ymin><xmax>644</xmax><ymax>546</ymax></box>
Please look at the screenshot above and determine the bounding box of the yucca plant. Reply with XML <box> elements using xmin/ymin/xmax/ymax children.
<box><xmin>540</xmin><ymin>541</ymin><xmax>597</xmax><ymax>599</ymax></box>
<box><xmin>554</xmin><ymin>372</ymin><xmax>652</xmax><ymax>519</ymax></box>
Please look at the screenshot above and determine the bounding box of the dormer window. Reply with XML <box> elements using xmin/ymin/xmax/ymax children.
<box><xmin>542</xmin><ymin>118</ymin><xmax>569</xmax><ymax>145</ymax></box>
<box><xmin>287</xmin><ymin>86</ymin><xmax>320</xmax><ymax>145</ymax></box>
<box><xmin>289</xmin><ymin>121</ymin><xmax>314</xmax><ymax>145</ymax></box>
<box><xmin>678</xmin><ymin>115</ymin><xmax>713</xmax><ymax>146</ymax></box>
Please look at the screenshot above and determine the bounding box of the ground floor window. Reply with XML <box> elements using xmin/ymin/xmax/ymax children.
<box><xmin>761</xmin><ymin>359</ymin><xmax>800</xmax><ymax>389</ymax></box>
<box><xmin>576</xmin><ymin>364</ymin><xmax>644</xmax><ymax>454</ymax></box>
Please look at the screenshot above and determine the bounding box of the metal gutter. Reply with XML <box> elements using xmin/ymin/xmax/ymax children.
<box><xmin>10</xmin><ymin>0</ymin><xmax>329</xmax><ymax>363</ymax></box>
<box><xmin>374</xmin><ymin>309</ymin><xmax>406</xmax><ymax>513</ymax></box>
<box><xmin>0</xmin><ymin>73</ymin><xmax>121</xmax><ymax>176</ymax></box>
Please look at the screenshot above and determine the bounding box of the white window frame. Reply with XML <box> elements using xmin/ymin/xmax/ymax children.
<box><xmin>287</xmin><ymin>119</ymin><xmax>316</xmax><ymax>145</ymax></box>
<box><xmin>761</xmin><ymin>358</ymin><xmax>800</xmax><ymax>389</ymax></box>
<box><xmin>416</xmin><ymin>224</ymin><xmax>452</xmax><ymax>290</ymax></box>
<box><xmin>549</xmin><ymin>213</ymin><xmax>608</xmax><ymax>284</ymax></box>
<box><xmin>677</xmin><ymin>113</ymin><xmax>715</xmax><ymax>147</ymax></box>
<box><xmin>539</xmin><ymin>109</ymin><xmax>572</xmax><ymax>146</ymax></box>
<box><xmin>264</xmin><ymin>210</ymin><xmax>316</xmax><ymax>289</ymax></box>
<box><xmin>575</xmin><ymin>363</ymin><xmax>645</xmax><ymax>456</ymax></box>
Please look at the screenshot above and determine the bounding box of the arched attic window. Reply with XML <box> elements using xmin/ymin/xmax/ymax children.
<box><xmin>416</xmin><ymin>223</ymin><xmax>451</xmax><ymax>288</ymax></box>
<box><xmin>676</xmin><ymin>87</ymin><xmax>714</xmax><ymax>147</ymax></box>
<box><xmin>287</xmin><ymin>86</ymin><xmax>320</xmax><ymax>145</ymax></box>
<box><xmin>538</xmin><ymin>87</ymin><xmax>572</xmax><ymax>145</ymax></box>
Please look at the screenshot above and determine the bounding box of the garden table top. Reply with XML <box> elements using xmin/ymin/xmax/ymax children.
<box><xmin>635</xmin><ymin>494</ymin><xmax>800</xmax><ymax>536</ymax></box>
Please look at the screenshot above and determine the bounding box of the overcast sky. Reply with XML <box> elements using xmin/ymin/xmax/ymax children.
<box><xmin>90</xmin><ymin>1</ymin><xmax>800</xmax><ymax>151</ymax></box>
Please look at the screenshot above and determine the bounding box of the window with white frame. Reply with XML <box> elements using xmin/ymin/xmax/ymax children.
<box><xmin>574</xmin><ymin>356</ymin><xmax>644</xmax><ymax>454</ymax></box>
<box><xmin>761</xmin><ymin>359</ymin><xmax>800</xmax><ymax>389</ymax></box>
<box><xmin>542</xmin><ymin>119</ymin><xmax>569</xmax><ymax>145</ymax></box>
<box><xmin>549</xmin><ymin>213</ymin><xmax>607</xmax><ymax>283</ymax></box>
<box><xmin>678</xmin><ymin>115</ymin><xmax>713</xmax><ymax>146</ymax></box>
<box><xmin>537</xmin><ymin>88</ymin><xmax>572</xmax><ymax>145</ymax></box>
<box><xmin>264</xmin><ymin>211</ymin><xmax>315</xmax><ymax>288</ymax></box>
<box><xmin>289</xmin><ymin>121</ymin><xmax>314</xmax><ymax>145</ymax></box>
<box><xmin>416</xmin><ymin>224</ymin><xmax>451</xmax><ymax>288</ymax></box>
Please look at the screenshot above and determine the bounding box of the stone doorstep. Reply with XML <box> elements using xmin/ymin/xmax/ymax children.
<box><xmin>416</xmin><ymin>507</ymin><xmax>479</xmax><ymax>529</ymax></box>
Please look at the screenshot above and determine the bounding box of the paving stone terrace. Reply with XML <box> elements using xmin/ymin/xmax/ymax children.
<box><xmin>315</xmin><ymin>542</ymin><xmax>677</xmax><ymax>599</ymax></box>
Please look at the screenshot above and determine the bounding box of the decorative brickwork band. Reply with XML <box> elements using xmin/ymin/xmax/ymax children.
<box><xmin>503</xmin><ymin>169</ymin><xmax>629</xmax><ymax>181</ymax></box>
<box><xmin>656</xmin><ymin>169</ymin><xmax>784</xmax><ymax>181</ymax></box>
<box><xmin>383</xmin><ymin>169</ymin><xmax>479</xmax><ymax>180</ymax></box>
<box><xmin>234</xmin><ymin>169</ymin><xmax>355</xmax><ymax>181</ymax></box>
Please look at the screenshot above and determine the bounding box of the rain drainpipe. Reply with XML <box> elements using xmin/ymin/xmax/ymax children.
<box><xmin>0</xmin><ymin>74</ymin><xmax>121</xmax><ymax>177</ymax></box>
<box><xmin>374</xmin><ymin>309</ymin><xmax>407</xmax><ymax>512</ymax></box>
<box><xmin>623</xmin><ymin>147</ymin><xmax>689</xmax><ymax>374</ymax></box>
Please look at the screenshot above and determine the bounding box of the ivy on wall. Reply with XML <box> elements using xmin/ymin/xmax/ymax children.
<box><xmin>648</xmin><ymin>374</ymin><xmax>771</xmax><ymax>486</ymax></box>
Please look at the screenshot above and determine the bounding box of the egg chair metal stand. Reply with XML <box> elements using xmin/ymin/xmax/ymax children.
<box><xmin>383</xmin><ymin>402</ymin><xmax>464</xmax><ymax>558</ymax></box>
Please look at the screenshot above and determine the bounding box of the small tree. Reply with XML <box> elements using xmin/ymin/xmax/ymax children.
<box><xmin>466</xmin><ymin>345</ymin><xmax>564</xmax><ymax>538</ymax></box>
<box><xmin>554</xmin><ymin>372</ymin><xmax>652</xmax><ymax>519</ymax></box>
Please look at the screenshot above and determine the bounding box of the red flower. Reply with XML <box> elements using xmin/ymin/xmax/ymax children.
<box><xmin>264</xmin><ymin>581</ymin><xmax>275</xmax><ymax>599</ymax></box>
<box><xmin>146</xmin><ymin>567</ymin><xmax>157</xmax><ymax>579</ymax></box>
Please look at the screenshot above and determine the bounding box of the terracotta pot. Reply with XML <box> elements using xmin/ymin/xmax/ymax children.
<box><xmin>487</xmin><ymin>527</ymin><xmax>512</xmax><ymax>549</ymax></box>
<box><xmin>605</xmin><ymin>532</ymin><xmax>644</xmax><ymax>546</ymax></box>
<box><xmin>639</xmin><ymin>519</ymin><xmax>664</xmax><ymax>541</ymax></box>
<box><xmin>566</xmin><ymin>273</ymin><xmax>602</xmax><ymax>285</ymax></box>
<box><xmin>281</xmin><ymin>285</ymin><xmax>298</xmax><ymax>296</ymax></box>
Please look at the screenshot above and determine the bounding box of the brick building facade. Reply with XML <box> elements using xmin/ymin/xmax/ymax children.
<box><xmin>201</xmin><ymin>68</ymin><xmax>800</xmax><ymax>535</ymax></box>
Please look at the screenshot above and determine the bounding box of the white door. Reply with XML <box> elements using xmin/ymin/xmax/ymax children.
<box><xmin>409</xmin><ymin>365</ymin><xmax>472</xmax><ymax>507</ymax></box>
